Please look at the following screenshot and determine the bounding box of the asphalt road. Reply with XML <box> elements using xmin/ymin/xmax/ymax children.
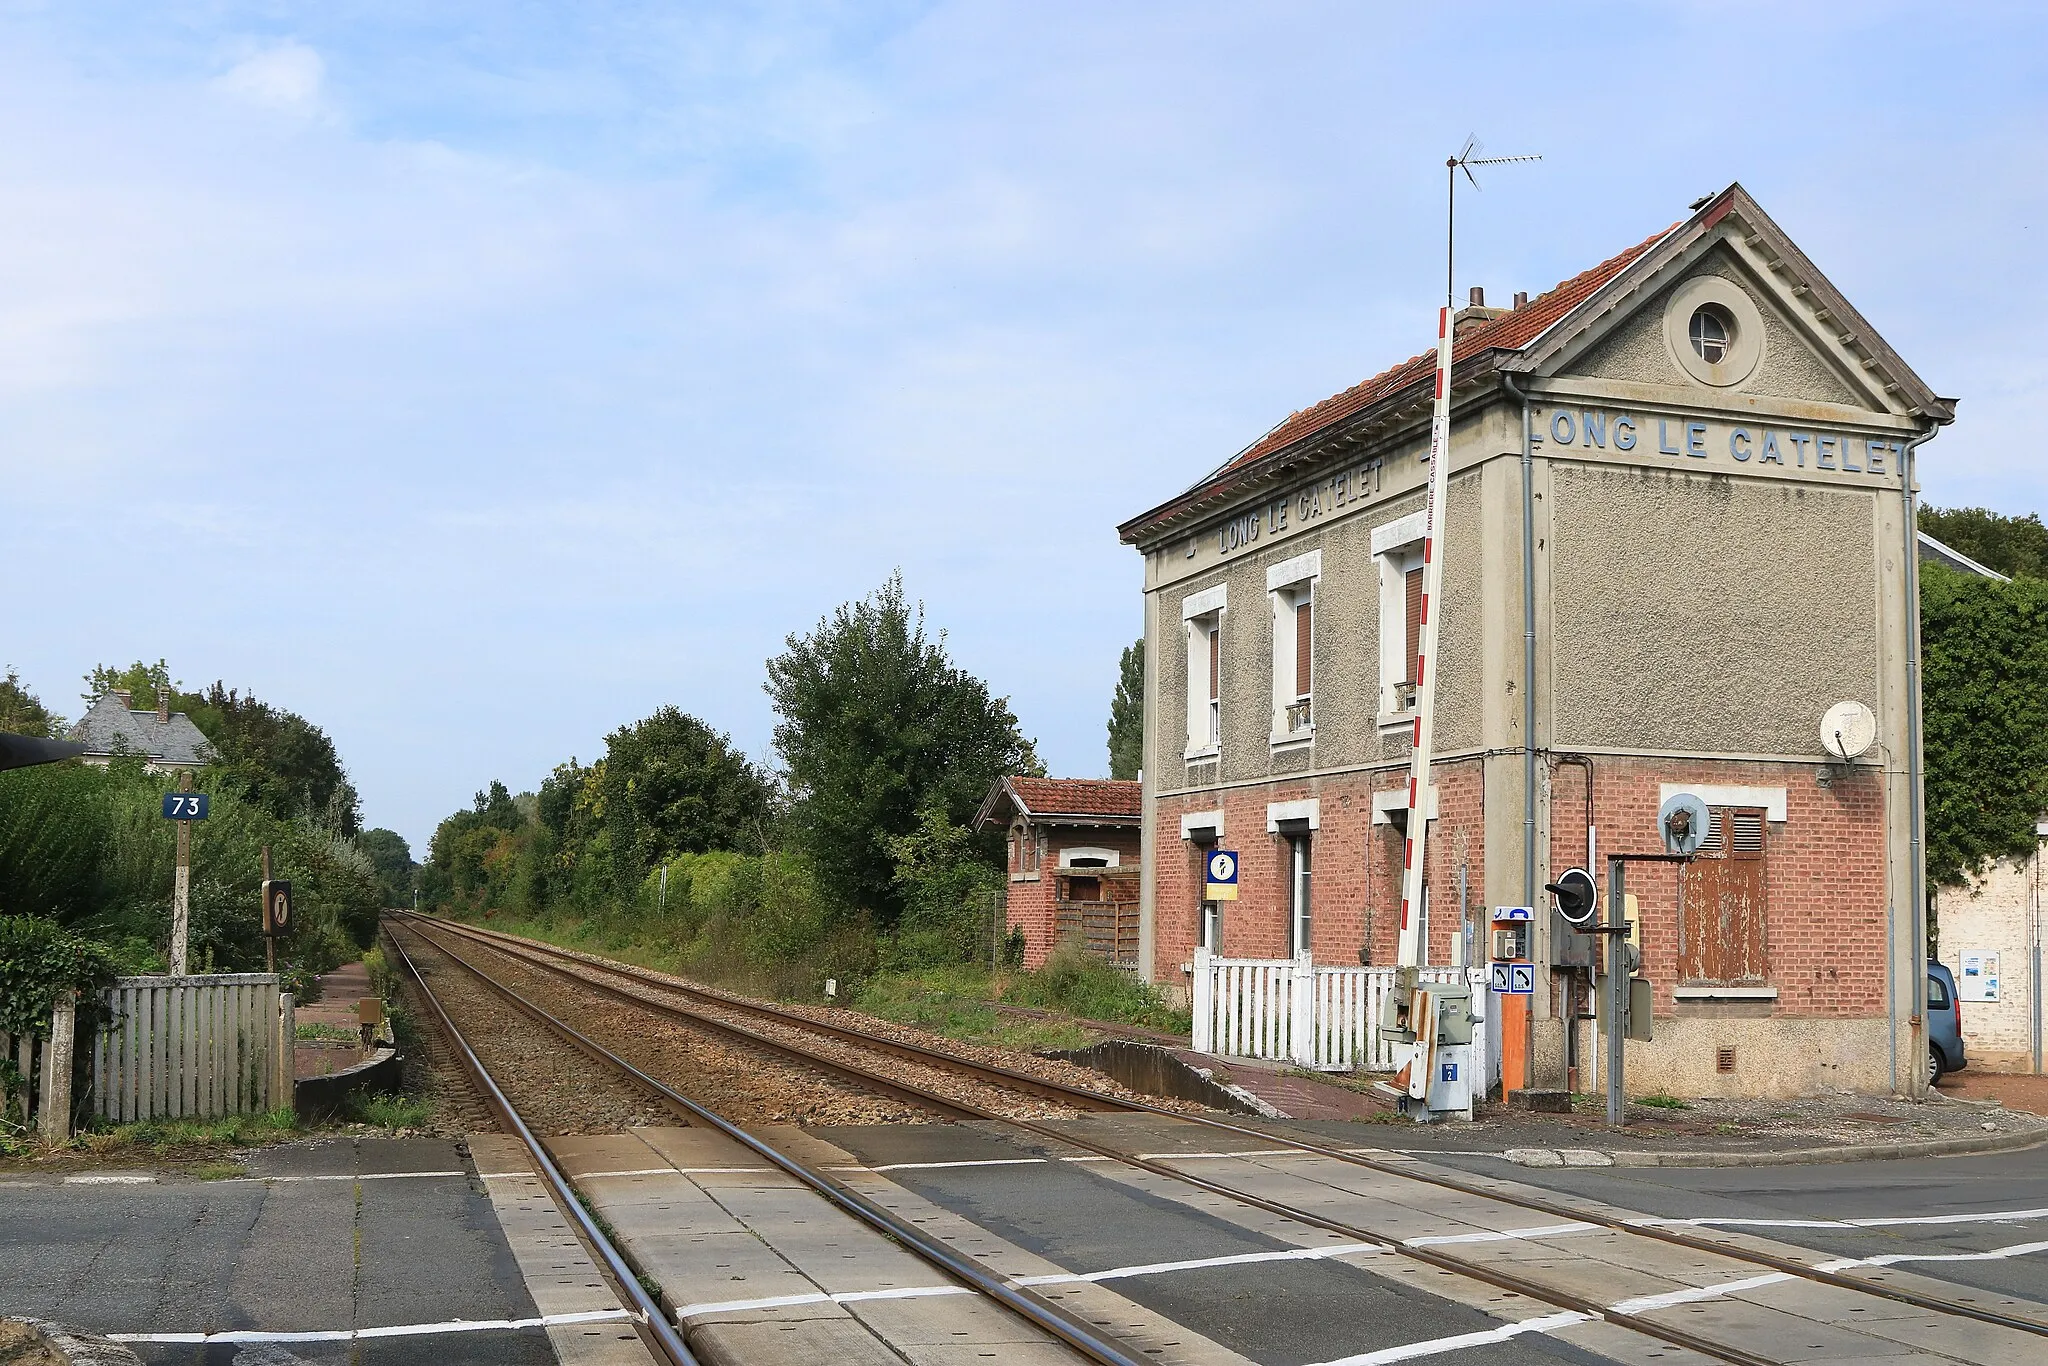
<box><xmin>0</xmin><ymin>1137</ymin><xmax>558</xmax><ymax>1366</ymax></box>
<box><xmin>1400</xmin><ymin>1140</ymin><xmax>2048</xmax><ymax>1307</ymax></box>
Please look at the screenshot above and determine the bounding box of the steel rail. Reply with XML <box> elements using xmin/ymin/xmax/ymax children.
<box><xmin>399</xmin><ymin>920</ymin><xmax>1808</xmax><ymax>1366</ymax></box>
<box><xmin>418</xmin><ymin>913</ymin><xmax>2048</xmax><ymax>1342</ymax></box>
<box><xmin>415</xmin><ymin>914</ymin><xmax>1124</xmax><ymax>1111</ymax></box>
<box><xmin>391</xmin><ymin>919</ymin><xmax>1156</xmax><ymax>1366</ymax></box>
<box><xmin>383</xmin><ymin>929</ymin><xmax>700</xmax><ymax>1366</ymax></box>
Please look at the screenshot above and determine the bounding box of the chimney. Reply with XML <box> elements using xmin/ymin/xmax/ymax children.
<box><xmin>157</xmin><ymin>692</ymin><xmax>170</xmax><ymax>724</ymax></box>
<box><xmin>1468</xmin><ymin>286</ymin><xmax>1485</xmax><ymax>307</ymax></box>
<box><xmin>111</xmin><ymin>688</ymin><xmax>132</xmax><ymax>710</ymax></box>
<box><xmin>1513</xmin><ymin>290</ymin><xmax>1529</xmax><ymax>309</ymax></box>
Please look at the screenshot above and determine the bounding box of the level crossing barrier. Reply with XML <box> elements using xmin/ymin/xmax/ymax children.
<box><xmin>1190</xmin><ymin>948</ymin><xmax>1486</xmax><ymax>1073</ymax></box>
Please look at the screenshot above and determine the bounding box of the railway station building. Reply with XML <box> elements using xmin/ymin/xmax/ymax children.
<box><xmin>1117</xmin><ymin>184</ymin><xmax>1956</xmax><ymax>1099</ymax></box>
<box><xmin>977</xmin><ymin>776</ymin><xmax>1142</xmax><ymax>969</ymax></box>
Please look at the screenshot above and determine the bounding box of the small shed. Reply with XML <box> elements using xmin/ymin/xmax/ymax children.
<box><xmin>976</xmin><ymin>776</ymin><xmax>1142</xmax><ymax>969</ymax></box>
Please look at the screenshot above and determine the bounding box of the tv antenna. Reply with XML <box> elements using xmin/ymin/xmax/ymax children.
<box><xmin>1445</xmin><ymin>136</ymin><xmax>1542</xmax><ymax>307</ymax></box>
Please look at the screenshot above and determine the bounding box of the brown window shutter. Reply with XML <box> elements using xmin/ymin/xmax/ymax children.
<box><xmin>1294</xmin><ymin>600</ymin><xmax>1312</xmax><ymax>698</ymax></box>
<box><xmin>1729</xmin><ymin>810</ymin><xmax>1765</xmax><ymax>856</ymax></box>
<box><xmin>1208</xmin><ymin>626</ymin><xmax>1220</xmax><ymax>701</ymax></box>
<box><xmin>1403</xmin><ymin>568</ymin><xmax>1424</xmax><ymax>684</ymax></box>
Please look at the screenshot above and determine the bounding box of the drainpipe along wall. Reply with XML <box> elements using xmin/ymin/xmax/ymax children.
<box><xmin>1900</xmin><ymin>422</ymin><xmax>1937</xmax><ymax>1097</ymax></box>
<box><xmin>1503</xmin><ymin>373</ymin><xmax>1540</xmax><ymax>1094</ymax></box>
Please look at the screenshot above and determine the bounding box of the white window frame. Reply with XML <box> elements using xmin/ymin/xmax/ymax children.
<box><xmin>1287</xmin><ymin>830</ymin><xmax>1313</xmax><ymax>957</ymax></box>
<box><xmin>1266</xmin><ymin>550</ymin><xmax>1320</xmax><ymax>746</ymax></box>
<box><xmin>1372</xmin><ymin>512</ymin><xmax>1428</xmax><ymax>727</ymax></box>
<box><xmin>1182</xmin><ymin>585</ymin><xmax>1227</xmax><ymax>760</ymax></box>
<box><xmin>1058</xmin><ymin>846</ymin><xmax>1121</xmax><ymax>868</ymax></box>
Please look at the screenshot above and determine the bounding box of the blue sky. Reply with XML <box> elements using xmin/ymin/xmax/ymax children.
<box><xmin>3</xmin><ymin>2</ymin><xmax>2043</xmax><ymax>853</ymax></box>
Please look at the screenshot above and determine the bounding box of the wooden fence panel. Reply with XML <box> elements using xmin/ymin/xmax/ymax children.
<box><xmin>90</xmin><ymin>975</ymin><xmax>286</xmax><ymax>1123</ymax></box>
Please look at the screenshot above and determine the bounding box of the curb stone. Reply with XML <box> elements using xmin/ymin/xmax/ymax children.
<box><xmin>1488</xmin><ymin>1124</ymin><xmax>2048</xmax><ymax>1169</ymax></box>
<box><xmin>1</xmin><ymin>1319</ymin><xmax>142</xmax><ymax>1366</ymax></box>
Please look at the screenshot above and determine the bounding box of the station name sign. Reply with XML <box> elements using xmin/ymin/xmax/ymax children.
<box><xmin>1214</xmin><ymin>458</ymin><xmax>1383</xmax><ymax>556</ymax></box>
<box><xmin>1538</xmin><ymin>408</ymin><xmax>1903</xmax><ymax>478</ymax></box>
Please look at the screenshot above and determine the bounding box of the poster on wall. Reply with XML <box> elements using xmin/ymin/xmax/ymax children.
<box><xmin>1959</xmin><ymin>951</ymin><xmax>2001</xmax><ymax>1003</ymax></box>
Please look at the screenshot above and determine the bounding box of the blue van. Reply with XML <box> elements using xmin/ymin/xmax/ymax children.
<box><xmin>1927</xmin><ymin>961</ymin><xmax>1967</xmax><ymax>1086</ymax></box>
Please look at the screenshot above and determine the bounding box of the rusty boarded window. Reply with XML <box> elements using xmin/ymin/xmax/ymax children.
<box><xmin>1680</xmin><ymin>806</ymin><xmax>1768</xmax><ymax>984</ymax></box>
<box><xmin>1403</xmin><ymin>567</ymin><xmax>1423</xmax><ymax>685</ymax></box>
<box><xmin>1294</xmin><ymin>599</ymin><xmax>1312</xmax><ymax>700</ymax></box>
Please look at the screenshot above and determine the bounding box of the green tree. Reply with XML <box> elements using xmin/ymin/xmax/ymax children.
<box><xmin>765</xmin><ymin>573</ymin><xmax>1040</xmax><ymax>924</ymax></box>
<box><xmin>1106</xmin><ymin>638</ymin><xmax>1144</xmax><ymax>780</ymax></box>
<box><xmin>359</xmin><ymin>828</ymin><xmax>416</xmax><ymax>908</ymax></box>
<box><xmin>0</xmin><ymin>669</ymin><xmax>62</xmax><ymax>737</ymax></box>
<box><xmin>82</xmin><ymin>659</ymin><xmax>175</xmax><ymax>711</ymax></box>
<box><xmin>182</xmin><ymin>683</ymin><xmax>363</xmax><ymax>835</ymax></box>
<box><xmin>1919</xmin><ymin>506</ymin><xmax>2048</xmax><ymax>579</ymax></box>
<box><xmin>600</xmin><ymin>706</ymin><xmax>775</xmax><ymax>894</ymax></box>
<box><xmin>1919</xmin><ymin>562</ymin><xmax>2048</xmax><ymax>886</ymax></box>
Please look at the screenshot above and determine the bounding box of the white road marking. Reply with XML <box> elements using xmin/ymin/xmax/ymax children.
<box><xmin>571</xmin><ymin>1167</ymin><xmax>774</xmax><ymax>1179</ymax></box>
<box><xmin>1816</xmin><ymin>1236</ymin><xmax>2048</xmax><ymax>1272</ymax></box>
<box><xmin>1300</xmin><ymin>1311</ymin><xmax>1593</xmax><ymax>1365</ymax></box>
<box><xmin>861</xmin><ymin>1158</ymin><xmax>1048</xmax><ymax>1173</ymax></box>
<box><xmin>1637</xmin><ymin>1204</ymin><xmax>2048</xmax><ymax>1231</ymax></box>
<box><xmin>208</xmin><ymin>1170</ymin><xmax>470</xmax><ymax>1184</ymax></box>
<box><xmin>1404</xmin><ymin>1222</ymin><xmax>1598</xmax><ymax>1248</ymax></box>
<box><xmin>1016</xmin><ymin>1241</ymin><xmax>1385</xmax><ymax>1285</ymax></box>
<box><xmin>109</xmin><ymin>1308</ymin><xmax>633</xmax><ymax>1344</ymax></box>
<box><xmin>1607</xmin><ymin>1273</ymin><xmax>1797</xmax><ymax>1315</ymax></box>
<box><xmin>674</xmin><ymin>1286</ymin><xmax>973</xmax><ymax>1319</ymax></box>
<box><xmin>63</xmin><ymin>1174</ymin><xmax>155</xmax><ymax>1184</ymax></box>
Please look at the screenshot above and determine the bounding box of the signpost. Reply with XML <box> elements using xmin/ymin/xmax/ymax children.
<box><xmin>161</xmin><ymin>773</ymin><xmax>209</xmax><ymax>975</ymax></box>
<box><xmin>260</xmin><ymin>841</ymin><xmax>293</xmax><ymax>973</ymax></box>
<box><xmin>1204</xmin><ymin>849</ymin><xmax>1239</xmax><ymax>902</ymax></box>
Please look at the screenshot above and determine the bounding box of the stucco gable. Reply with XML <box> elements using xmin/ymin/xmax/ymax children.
<box><xmin>1511</xmin><ymin>186</ymin><xmax>1950</xmax><ymax>423</ymax></box>
<box><xmin>1557</xmin><ymin>243</ymin><xmax>1861</xmax><ymax>407</ymax></box>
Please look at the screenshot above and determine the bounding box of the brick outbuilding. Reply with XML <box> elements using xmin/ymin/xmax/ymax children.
<box><xmin>975</xmin><ymin>776</ymin><xmax>1142</xmax><ymax>969</ymax></box>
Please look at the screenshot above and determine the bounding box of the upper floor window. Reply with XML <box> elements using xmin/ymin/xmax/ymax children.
<box><xmin>1372</xmin><ymin>512</ymin><xmax>1428</xmax><ymax>722</ymax></box>
<box><xmin>1266</xmin><ymin>550</ymin><xmax>1320</xmax><ymax>744</ymax></box>
<box><xmin>1181</xmin><ymin>584</ymin><xmax>1227</xmax><ymax>759</ymax></box>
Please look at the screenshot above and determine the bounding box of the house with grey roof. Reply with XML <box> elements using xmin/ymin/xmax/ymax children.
<box><xmin>68</xmin><ymin>690</ymin><xmax>216</xmax><ymax>771</ymax></box>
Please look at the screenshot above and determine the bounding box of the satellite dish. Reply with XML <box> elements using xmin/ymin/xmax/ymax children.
<box><xmin>1659</xmin><ymin>792</ymin><xmax>1712</xmax><ymax>857</ymax></box>
<box><xmin>1821</xmin><ymin>700</ymin><xmax>1877</xmax><ymax>760</ymax></box>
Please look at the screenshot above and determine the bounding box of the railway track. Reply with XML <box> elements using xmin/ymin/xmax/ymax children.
<box><xmin>395</xmin><ymin>913</ymin><xmax>2048</xmax><ymax>1366</ymax></box>
<box><xmin>387</xmin><ymin>921</ymin><xmax>1161</xmax><ymax>1366</ymax></box>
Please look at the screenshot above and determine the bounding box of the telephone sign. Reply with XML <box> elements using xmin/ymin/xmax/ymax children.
<box><xmin>1489</xmin><ymin>962</ymin><xmax>1535</xmax><ymax>994</ymax></box>
<box><xmin>1204</xmin><ymin>849</ymin><xmax>1239</xmax><ymax>901</ymax></box>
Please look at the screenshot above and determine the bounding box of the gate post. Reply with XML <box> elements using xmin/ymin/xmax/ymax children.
<box><xmin>274</xmin><ymin>991</ymin><xmax>296</xmax><ymax>1114</ymax></box>
<box><xmin>1290</xmin><ymin>951</ymin><xmax>1316</xmax><ymax>1066</ymax></box>
<box><xmin>38</xmin><ymin>992</ymin><xmax>75</xmax><ymax>1144</ymax></box>
<box><xmin>1190</xmin><ymin>947</ymin><xmax>1213</xmax><ymax>1054</ymax></box>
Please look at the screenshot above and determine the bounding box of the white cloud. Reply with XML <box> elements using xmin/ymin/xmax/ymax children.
<box><xmin>212</xmin><ymin>41</ymin><xmax>328</xmax><ymax>118</ymax></box>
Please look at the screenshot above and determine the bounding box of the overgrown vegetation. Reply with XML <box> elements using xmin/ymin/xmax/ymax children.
<box><xmin>1919</xmin><ymin>559</ymin><xmax>2048</xmax><ymax>887</ymax></box>
<box><xmin>419</xmin><ymin>574</ymin><xmax>1055</xmax><ymax>996</ymax></box>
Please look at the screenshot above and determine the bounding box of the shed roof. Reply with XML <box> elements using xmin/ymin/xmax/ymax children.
<box><xmin>975</xmin><ymin>775</ymin><xmax>1141</xmax><ymax>830</ymax></box>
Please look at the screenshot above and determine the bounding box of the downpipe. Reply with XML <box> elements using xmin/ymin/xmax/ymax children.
<box><xmin>1501</xmin><ymin>373</ymin><xmax>1538</xmax><ymax>907</ymax></box>
<box><xmin>1900</xmin><ymin>421</ymin><xmax>1937</xmax><ymax>1097</ymax></box>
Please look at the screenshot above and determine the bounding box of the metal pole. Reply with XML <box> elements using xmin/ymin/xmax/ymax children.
<box><xmin>1607</xmin><ymin>858</ymin><xmax>1625</xmax><ymax>1127</ymax></box>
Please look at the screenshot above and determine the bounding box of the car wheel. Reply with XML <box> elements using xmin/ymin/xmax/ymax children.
<box><xmin>1927</xmin><ymin>1044</ymin><xmax>1945</xmax><ymax>1088</ymax></box>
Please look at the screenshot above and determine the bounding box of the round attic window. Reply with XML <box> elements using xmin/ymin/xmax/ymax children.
<box><xmin>1663</xmin><ymin>276</ymin><xmax>1764</xmax><ymax>388</ymax></box>
<box><xmin>1688</xmin><ymin>304</ymin><xmax>1734</xmax><ymax>363</ymax></box>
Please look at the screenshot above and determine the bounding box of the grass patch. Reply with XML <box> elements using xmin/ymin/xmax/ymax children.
<box><xmin>77</xmin><ymin>1106</ymin><xmax>301</xmax><ymax>1156</ymax></box>
<box><xmin>296</xmin><ymin>1022</ymin><xmax>359</xmax><ymax>1043</ymax></box>
<box><xmin>190</xmin><ymin>1159</ymin><xmax>249</xmax><ymax>1181</ymax></box>
<box><xmin>1637</xmin><ymin>1093</ymin><xmax>1692</xmax><ymax>1110</ymax></box>
<box><xmin>349</xmin><ymin>1092</ymin><xmax>431</xmax><ymax>1129</ymax></box>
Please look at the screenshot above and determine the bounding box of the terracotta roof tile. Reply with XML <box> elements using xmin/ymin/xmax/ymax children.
<box><xmin>1005</xmin><ymin>776</ymin><xmax>1141</xmax><ymax>819</ymax></box>
<box><xmin>1217</xmin><ymin>225</ymin><xmax>1675</xmax><ymax>478</ymax></box>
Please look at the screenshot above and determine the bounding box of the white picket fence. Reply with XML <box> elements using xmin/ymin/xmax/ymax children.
<box><xmin>92</xmin><ymin>974</ymin><xmax>294</xmax><ymax>1123</ymax></box>
<box><xmin>2</xmin><ymin>1000</ymin><xmax>76</xmax><ymax>1144</ymax></box>
<box><xmin>1190</xmin><ymin>949</ymin><xmax>1485</xmax><ymax>1073</ymax></box>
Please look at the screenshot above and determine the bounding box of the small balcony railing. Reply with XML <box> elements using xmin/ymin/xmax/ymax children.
<box><xmin>1285</xmin><ymin>698</ymin><xmax>1313</xmax><ymax>733</ymax></box>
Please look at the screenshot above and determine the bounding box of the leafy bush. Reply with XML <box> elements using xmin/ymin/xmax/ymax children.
<box><xmin>0</xmin><ymin>916</ymin><xmax>119</xmax><ymax>1038</ymax></box>
<box><xmin>1004</xmin><ymin>943</ymin><xmax>1190</xmax><ymax>1033</ymax></box>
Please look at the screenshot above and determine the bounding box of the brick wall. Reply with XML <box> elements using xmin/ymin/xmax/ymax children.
<box><xmin>1005</xmin><ymin>824</ymin><xmax>1143</xmax><ymax>968</ymax></box>
<box><xmin>1544</xmin><ymin>755</ymin><xmax>1889</xmax><ymax>1017</ymax></box>
<box><xmin>1152</xmin><ymin>760</ymin><xmax>1488</xmax><ymax>984</ymax></box>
